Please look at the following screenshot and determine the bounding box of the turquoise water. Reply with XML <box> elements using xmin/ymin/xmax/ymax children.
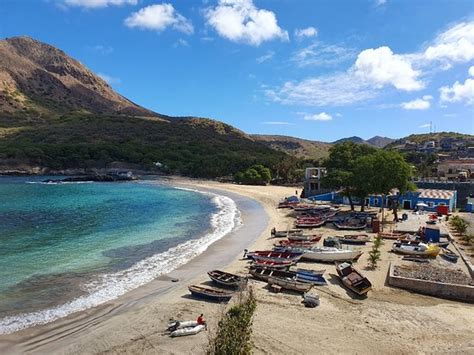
<box><xmin>0</xmin><ymin>176</ymin><xmax>239</xmax><ymax>334</ymax></box>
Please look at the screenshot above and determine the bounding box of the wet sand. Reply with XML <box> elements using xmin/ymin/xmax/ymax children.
<box><xmin>1</xmin><ymin>179</ymin><xmax>473</xmax><ymax>354</ymax></box>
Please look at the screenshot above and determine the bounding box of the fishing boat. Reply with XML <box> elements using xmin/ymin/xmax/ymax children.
<box><xmin>207</xmin><ymin>270</ymin><xmax>247</xmax><ymax>288</ymax></box>
<box><xmin>275</xmin><ymin>246</ymin><xmax>363</xmax><ymax>262</ymax></box>
<box><xmin>170</xmin><ymin>324</ymin><xmax>205</xmax><ymax>337</ymax></box>
<box><xmin>391</xmin><ymin>242</ymin><xmax>440</xmax><ymax>257</ymax></box>
<box><xmin>188</xmin><ymin>285</ymin><xmax>234</xmax><ymax>302</ymax></box>
<box><xmin>252</xmin><ymin>259</ymin><xmax>294</xmax><ymax>269</ymax></box>
<box><xmin>249</xmin><ymin>267</ymin><xmax>326</xmax><ymax>285</ymax></box>
<box><xmin>378</xmin><ymin>232</ymin><xmax>404</xmax><ymax>240</ymax></box>
<box><xmin>267</xmin><ymin>276</ymin><xmax>313</xmax><ymax>293</ymax></box>
<box><xmin>277</xmin><ymin>240</ymin><xmax>318</xmax><ymax>248</ymax></box>
<box><xmin>246</xmin><ymin>251</ymin><xmax>302</xmax><ymax>261</ymax></box>
<box><xmin>335</xmin><ymin>262</ymin><xmax>372</xmax><ymax>296</ymax></box>
<box><xmin>296</xmin><ymin>220</ymin><xmax>326</xmax><ymax>228</ymax></box>
<box><xmin>440</xmin><ymin>248</ymin><xmax>459</xmax><ymax>263</ymax></box>
<box><xmin>338</xmin><ymin>234</ymin><xmax>371</xmax><ymax>245</ymax></box>
<box><xmin>288</xmin><ymin>234</ymin><xmax>322</xmax><ymax>242</ymax></box>
<box><xmin>333</xmin><ymin>220</ymin><xmax>367</xmax><ymax>230</ymax></box>
<box><xmin>402</xmin><ymin>255</ymin><xmax>430</xmax><ymax>263</ymax></box>
<box><xmin>271</xmin><ymin>228</ymin><xmax>304</xmax><ymax>238</ymax></box>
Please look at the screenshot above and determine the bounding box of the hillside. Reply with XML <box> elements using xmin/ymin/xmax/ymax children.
<box><xmin>251</xmin><ymin>135</ymin><xmax>331</xmax><ymax>161</ymax></box>
<box><xmin>0</xmin><ymin>37</ymin><xmax>286</xmax><ymax>177</ymax></box>
<box><xmin>332</xmin><ymin>135</ymin><xmax>394</xmax><ymax>148</ymax></box>
<box><xmin>386</xmin><ymin>132</ymin><xmax>474</xmax><ymax>149</ymax></box>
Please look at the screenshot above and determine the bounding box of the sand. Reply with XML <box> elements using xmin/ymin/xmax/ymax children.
<box><xmin>1</xmin><ymin>179</ymin><xmax>473</xmax><ymax>354</ymax></box>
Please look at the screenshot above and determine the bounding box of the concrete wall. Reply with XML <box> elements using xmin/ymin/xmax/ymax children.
<box><xmin>388</xmin><ymin>264</ymin><xmax>474</xmax><ymax>303</ymax></box>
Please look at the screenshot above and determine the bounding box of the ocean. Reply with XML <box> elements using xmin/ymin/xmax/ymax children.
<box><xmin>0</xmin><ymin>176</ymin><xmax>240</xmax><ymax>334</ymax></box>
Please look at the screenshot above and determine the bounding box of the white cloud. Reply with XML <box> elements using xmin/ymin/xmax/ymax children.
<box><xmin>355</xmin><ymin>46</ymin><xmax>423</xmax><ymax>91</ymax></box>
<box><xmin>291</xmin><ymin>42</ymin><xmax>355</xmax><ymax>67</ymax></box>
<box><xmin>64</xmin><ymin>0</ymin><xmax>136</xmax><ymax>8</ymax></box>
<box><xmin>256</xmin><ymin>51</ymin><xmax>274</xmax><ymax>63</ymax></box>
<box><xmin>294</xmin><ymin>27</ymin><xmax>318</xmax><ymax>39</ymax></box>
<box><xmin>375</xmin><ymin>0</ymin><xmax>387</xmax><ymax>6</ymax></box>
<box><xmin>440</xmin><ymin>78</ymin><xmax>474</xmax><ymax>105</ymax></box>
<box><xmin>423</xmin><ymin>22</ymin><xmax>474</xmax><ymax>64</ymax></box>
<box><xmin>469</xmin><ymin>66</ymin><xmax>474</xmax><ymax>77</ymax></box>
<box><xmin>266</xmin><ymin>71</ymin><xmax>377</xmax><ymax>107</ymax></box>
<box><xmin>401</xmin><ymin>95</ymin><xmax>432</xmax><ymax>110</ymax></box>
<box><xmin>125</xmin><ymin>4</ymin><xmax>193</xmax><ymax>34</ymax></box>
<box><xmin>261</xmin><ymin>121</ymin><xmax>293</xmax><ymax>125</ymax></box>
<box><xmin>173</xmin><ymin>38</ymin><xmax>189</xmax><ymax>48</ymax></box>
<box><xmin>98</xmin><ymin>73</ymin><xmax>121</xmax><ymax>85</ymax></box>
<box><xmin>299</xmin><ymin>112</ymin><xmax>333</xmax><ymax>121</ymax></box>
<box><xmin>204</xmin><ymin>0</ymin><xmax>288</xmax><ymax>46</ymax></box>
<box><xmin>419</xmin><ymin>123</ymin><xmax>431</xmax><ymax>128</ymax></box>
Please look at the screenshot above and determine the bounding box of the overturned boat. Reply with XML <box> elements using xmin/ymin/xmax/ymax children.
<box><xmin>267</xmin><ymin>275</ymin><xmax>313</xmax><ymax>293</ymax></box>
<box><xmin>250</xmin><ymin>267</ymin><xmax>326</xmax><ymax>285</ymax></box>
<box><xmin>274</xmin><ymin>246</ymin><xmax>363</xmax><ymax>262</ymax></box>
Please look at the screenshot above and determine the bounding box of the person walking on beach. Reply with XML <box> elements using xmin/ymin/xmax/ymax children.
<box><xmin>197</xmin><ymin>313</ymin><xmax>207</xmax><ymax>330</ymax></box>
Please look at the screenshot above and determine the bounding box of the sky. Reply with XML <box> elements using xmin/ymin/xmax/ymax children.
<box><xmin>1</xmin><ymin>0</ymin><xmax>473</xmax><ymax>142</ymax></box>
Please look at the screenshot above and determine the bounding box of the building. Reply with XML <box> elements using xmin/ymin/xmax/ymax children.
<box><xmin>437</xmin><ymin>159</ymin><xmax>474</xmax><ymax>180</ymax></box>
<box><xmin>303</xmin><ymin>167</ymin><xmax>327</xmax><ymax>197</ymax></box>
<box><xmin>310</xmin><ymin>188</ymin><xmax>457</xmax><ymax>212</ymax></box>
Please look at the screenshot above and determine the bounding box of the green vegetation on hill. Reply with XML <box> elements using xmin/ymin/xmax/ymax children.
<box><xmin>386</xmin><ymin>132</ymin><xmax>474</xmax><ymax>148</ymax></box>
<box><xmin>0</xmin><ymin>114</ymin><xmax>287</xmax><ymax>178</ymax></box>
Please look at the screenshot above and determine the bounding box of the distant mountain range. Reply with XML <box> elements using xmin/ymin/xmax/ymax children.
<box><xmin>0</xmin><ymin>36</ymin><xmax>468</xmax><ymax>176</ymax></box>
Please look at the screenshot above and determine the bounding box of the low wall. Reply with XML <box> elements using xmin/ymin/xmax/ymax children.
<box><xmin>388</xmin><ymin>263</ymin><xmax>474</xmax><ymax>303</ymax></box>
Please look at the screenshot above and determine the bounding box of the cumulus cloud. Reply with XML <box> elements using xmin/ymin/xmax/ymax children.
<box><xmin>423</xmin><ymin>22</ymin><xmax>474</xmax><ymax>64</ymax></box>
<box><xmin>291</xmin><ymin>42</ymin><xmax>355</xmax><ymax>67</ymax></box>
<box><xmin>440</xmin><ymin>78</ymin><xmax>474</xmax><ymax>105</ymax></box>
<box><xmin>256</xmin><ymin>51</ymin><xmax>274</xmax><ymax>63</ymax></box>
<box><xmin>355</xmin><ymin>46</ymin><xmax>423</xmax><ymax>91</ymax></box>
<box><xmin>401</xmin><ymin>95</ymin><xmax>432</xmax><ymax>110</ymax></box>
<box><xmin>204</xmin><ymin>0</ymin><xmax>288</xmax><ymax>46</ymax></box>
<box><xmin>294</xmin><ymin>27</ymin><xmax>318</xmax><ymax>39</ymax></box>
<box><xmin>64</xmin><ymin>0</ymin><xmax>136</xmax><ymax>8</ymax></box>
<box><xmin>125</xmin><ymin>4</ymin><xmax>193</xmax><ymax>34</ymax></box>
<box><xmin>469</xmin><ymin>66</ymin><xmax>474</xmax><ymax>77</ymax></box>
<box><xmin>301</xmin><ymin>112</ymin><xmax>333</xmax><ymax>121</ymax></box>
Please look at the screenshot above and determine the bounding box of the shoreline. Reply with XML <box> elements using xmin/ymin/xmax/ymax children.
<box><xmin>0</xmin><ymin>178</ymin><xmax>276</xmax><ymax>354</ymax></box>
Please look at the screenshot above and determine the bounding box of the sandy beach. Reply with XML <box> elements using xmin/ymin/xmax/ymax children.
<box><xmin>1</xmin><ymin>179</ymin><xmax>473</xmax><ymax>354</ymax></box>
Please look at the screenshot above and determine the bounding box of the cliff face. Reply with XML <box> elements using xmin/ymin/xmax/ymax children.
<box><xmin>0</xmin><ymin>36</ymin><xmax>157</xmax><ymax>117</ymax></box>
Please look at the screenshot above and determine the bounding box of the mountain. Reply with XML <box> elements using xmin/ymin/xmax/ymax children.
<box><xmin>332</xmin><ymin>136</ymin><xmax>367</xmax><ymax>145</ymax></box>
<box><xmin>0</xmin><ymin>37</ymin><xmax>285</xmax><ymax>177</ymax></box>
<box><xmin>366</xmin><ymin>136</ymin><xmax>395</xmax><ymax>148</ymax></box>
<box><xmin>251</xmin><ymin>135</ymin><xmax>331</xmax><ymax>161</ymax></box>
<box><xmin>0</xmin><ymin>36</ymin><xmax>157</xmax><ymax>118</ymax></box>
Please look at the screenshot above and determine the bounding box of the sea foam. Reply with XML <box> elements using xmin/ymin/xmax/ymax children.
<box><xmin>0</xmin><ymin>188</ymin><xmax>241</xmax><ymax>335</ymax></box>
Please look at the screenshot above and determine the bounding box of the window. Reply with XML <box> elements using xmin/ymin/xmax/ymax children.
<box><xmin>427</xmin><ymin>202</ymin><xmax>434</xmax><ymax>208</ymax></box>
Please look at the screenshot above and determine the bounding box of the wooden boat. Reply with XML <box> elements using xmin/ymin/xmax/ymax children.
<box><xmin>335</xmin><ymin>262</ymin><xmax>372</xmax><ymax>295</ymax></box>
<box><xmin>333</xmin><ymin>220</ymin><xmax>367</xmax><ymax>230</ymax></box>
<box><xmin>188</xmin><ymin>285</ymin><xmax>234</xmax><ymax>302</ymax></box>
<box><xmin>275</xmin><ymin>246</ymin><xmax>363</xmax><ymax>262</ymax></box>
<box><xmin>249</xmin><ymin>267</ymin><xmax>326</xmax><ymax>285</ymax></box>
<box><xmin>277</xmin><ymin>240</ymin><xmax>318</xmax><ymax>248</ymax></box>
<box><xmin>391</xmin><ymin>242</ymin><xmax>440</xmax><ymax>257</ymax></box>
<box><xmin>402</xmin><ymin>255</ymin><xmax>430</xmax><ymax>263</ymax></box>
<box><xmin>440</xmin><ymin>248</ymin><xmax>459</xmax><ymax>263</ymax></box>
<box><xmin>296</xmin><ymin>220</ymin><xmax>326</xmax><ymax>228</ymax></box>
<box><xmin>378</xmin><ymin>232</ymin><xmax>404</xmax><ymax>240</ymax></box>
<box><xmin>252</xmin><ymin>259</ymin><xmax>294</xmax><ymax>269</ymax></box>
<box><xmin>271</xmin><ymin>228</ymin><xmax>304</xmax><ymax>238</ymax></box>
<box><xmin>246</xmin><ymin>251</ymin><xmax>302</xmax><ymax>261</ymax></box>
<box><xmin>338</xmin><ymin>234</ymin><xmax>371</xmax><ymax>245</ymax></box>
<box><xmin>267</xmin><ymin>276</ymin><xmax>313</xmax><ymax>293</ymax></box>
<box><xmin>295</xmin><ymin>268</ymin><xmax>326</xmax><ymax>276</ymax></box>
<box><xmin>207</xmin><ymin>270</ymin><xmax>247</xmax><ymax>288</ymax></box>
<box><xmin>288</xmin><ymin>234</ymin><xmax>322</xmax><ymax>242</ymax></box>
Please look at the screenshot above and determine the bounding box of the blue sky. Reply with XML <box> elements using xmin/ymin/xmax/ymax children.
<box><xmin>1</xmin><ymin>0</ymin><xmax>473</xmax><ymax>141</ymax></box>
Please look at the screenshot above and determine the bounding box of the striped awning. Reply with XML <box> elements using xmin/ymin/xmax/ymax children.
<box><xmin>417</xmin><ymin>189</ymin><xmax>455</xmax><ymax>200</ymax></box>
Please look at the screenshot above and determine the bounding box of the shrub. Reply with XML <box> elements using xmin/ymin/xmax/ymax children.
<box><xmin>368</xmin><ymin>236</ymin><xmax>383</xmax><ymax>269</ymax></box>
<box><xmin>207</xmin><ymin>287</ymin><xmax>257</xmax><ymax>355</ymax></box>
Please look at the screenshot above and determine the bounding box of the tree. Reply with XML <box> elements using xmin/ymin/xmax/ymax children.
<box><xmin>322</xmin><ymin>142</ymin><xmax>377</xmax><ymax>210</ymax></box>
<box><xmin>234</xmin><ymin>164</ymin><xmax>272</xmax><ymax>185</ymax></box>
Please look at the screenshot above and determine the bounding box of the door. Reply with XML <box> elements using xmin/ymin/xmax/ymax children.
<box><xmin>403</xmin><ymin>200</ymin><xmax>411</xmax><ymax>209</ymax></box>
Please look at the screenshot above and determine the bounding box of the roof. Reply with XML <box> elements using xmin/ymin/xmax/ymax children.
<box><xmin>417</xmin><ymin>189</ymin><xmax>456</xmax><ymax>200</ymax></box>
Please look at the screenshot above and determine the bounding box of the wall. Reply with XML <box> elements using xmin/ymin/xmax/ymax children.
<box><xmin>388</xmin><ymin>264</ymin><xmax>474</xmax><ymax>303</ymax></box>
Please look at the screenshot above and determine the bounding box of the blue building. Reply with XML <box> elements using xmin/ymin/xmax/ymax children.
<box><xmin>309</xmin><ymin>189</ymin><xmax>457</xmax><ymax>212</ymax></box>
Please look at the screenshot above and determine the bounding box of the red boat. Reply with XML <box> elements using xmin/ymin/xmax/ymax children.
<box><xmin>252</xmin><ymin>259</ymin><xmax>294</xmax><ymax>269</ymax></box>
<box><xmin>295</xmin><ymin>220</ymin><xmax>326</xmax><ymax>228</ymax></box>
<box><xmin>288</xmin><ymin>234</ymin><xmax>322</xmax><ymax>242</ymax></box>
<box><xmin>277</xmin><ymin>240</ymin><xmax>318</xmax><ymax>247</ymax></box>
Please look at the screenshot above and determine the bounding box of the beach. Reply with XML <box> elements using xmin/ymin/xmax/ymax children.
<box><xmin>1</xmin><ymin>179</ymin><xmax>473</xmax><ymax>354</ymax></box>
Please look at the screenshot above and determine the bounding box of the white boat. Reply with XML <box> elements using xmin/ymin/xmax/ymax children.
<box><xmin>170</xmin><ymin>324</ymin><xmax>205</xmax><ymax>337</ymax></box>
<box><xmin>391</xmin><ymin>242</ymin><xmax>440</xmax><ymax>257</ymax></box>
<box><xmin>300</xmin><ymin>247</ymin><xmax>363</xmax><ymax>262</ymax></box>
